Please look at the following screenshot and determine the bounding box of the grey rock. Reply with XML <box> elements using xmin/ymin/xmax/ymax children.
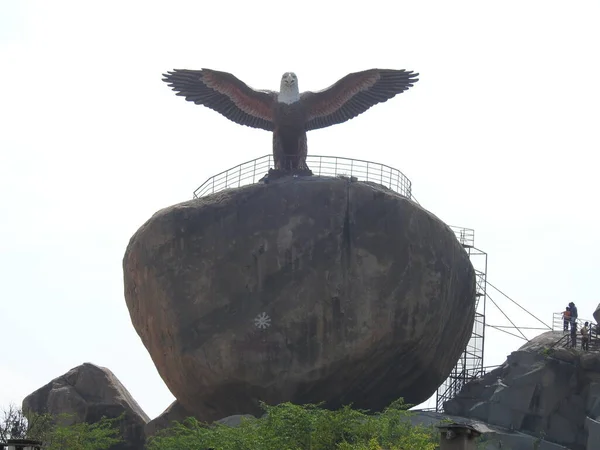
<box><xmin>546</xmin><ymin>413</ymin><xmax>578</xmax><ymax>446</ymax></box>
<box><xmin>585</xmin><ymin>416</ymin><xmax>600</xmax><ymax>450</ymax></box>
<box><xmin>22</xmin><ymin>363</ymin><xmax>149</xmax><ymax>450</ymax></box>
<box><xmin>593</xmin><ymin>304</ymin><xmax>600</xmax><ymax>325</ymax></box>
<box><xmin>215</xmin><ymin>414</ymin><xmax>256</xmax><ymax>427</ymax></box>
<box><xmin>123</xmin><ymin>176</ymin><xmax>476</xmax><ymax>422</ymax></box>
<box><xmin>552</xmin><ymin>347</ymin><xmax>578</xmax><ymax>364</ymax></box>
<box><xmin>467</xmin><ymin>401</ymin><xmax>490</xmax><ymax>422</ymax></box>
<box><xmin>411</xmin><ymin>411</ymin><xmax>570</xmax><ymax>450</ymax></box>
<box><xmin>146</xmin><ymin>406</ymin><xmax>255</xmax><ymax>438</ymax></box>
<box><xmin>581</xmin><ymin>353</ymin><xmax>600</xmax><ymax>372</ymax></box>
<box><xmin>517</xmin><ymin>332</ymin><xmax>565</xmax><ymax>353</ymax></box>
<box><xmin>489</xmin><ymin>383</ymin><xmax>536</xmax><ymax>413</ymax></box>
<box><xmin>587</xmin><ymin>383</ymin><xmax>600</xmax><ymax>419</ymax></box>
<box><xmin>145</xmin><ymin>400</ymin><xmax>193</xmax><ymax>438</ymax></box>
<box><xmin>444</xmin><ymin>331</ymin><xmax>599</xmax><ymax>449</ymax></box>
<box><xmin>488</xmin><ymin>401</ymin><xmax>525</xmax><ymax>430</ymax></box>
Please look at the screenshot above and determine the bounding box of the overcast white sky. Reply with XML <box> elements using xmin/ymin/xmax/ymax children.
<box><xmin>1</xmin><ymin>0</ymin><xmax>599</xmax><ymax>419</ymax></box>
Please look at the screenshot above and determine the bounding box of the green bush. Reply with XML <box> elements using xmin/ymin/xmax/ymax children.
<box><xmin>42</xmin><ymin>414</ymin><xmax>123</xmax><ymax>450</ymax></box>
<box><xmin>1</xmin><ymin>404</ymin><xmax>123</xmax><ymax>450</ymax></box>
<box><xmin>147</xmin><ymin>398</ymin><xmax>439</xmax><ymax>450</ymax></box>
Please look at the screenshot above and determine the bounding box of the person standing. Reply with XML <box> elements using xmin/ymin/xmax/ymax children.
<box><xmin>569</xmin><ymin>302</ymin><xmax>578</xmax><ymax>326</ymax></box>
<box><xmin>571</xmin><ymin>320</ymin><xmax>578</xmax><ymax>348</ymax></box>
<box><xmin>562</xmin><ymin>306</ymin><xmax>571</xmax><ymax>331</ymax></box>
<box><xmin>581</xmin><ymin>322</ymin><xmax>590</xmax><ymax>351</ymax></box>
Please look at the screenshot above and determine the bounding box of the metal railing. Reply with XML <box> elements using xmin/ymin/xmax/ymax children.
<box><xmin>436</xmin><ymin>365</ymin><xmax>500</xmax><ymax>412</ymax></box>
<box><xmin>552</xmin><ymin>312</ymin><xmax>597</xmax><ymax>332</ymax></box>
<box><xmin>449</xmin><ymin>226</ymin><xmax>475</xmax><ymax>248</ymax></box>
<box><xmin>552</xmin><ymin>312</ymin><xmax>599</xmax><ymax>350</ymax></box>
<box><xmin>193</xmin><ymin>154</ymin><xmax>412</xmax><ymax>200</ymax></box>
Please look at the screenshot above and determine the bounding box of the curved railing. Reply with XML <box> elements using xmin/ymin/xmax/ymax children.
<box><xmin>192</xmin><ymin>154</ymin><xmax>413</xmax><ymax>199</ymax></box>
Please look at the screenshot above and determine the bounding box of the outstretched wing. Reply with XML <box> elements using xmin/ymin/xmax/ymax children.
<box><xmin>300</xmin><ymin>69</ymin><xmax>419</xmax><ymax>131</ymax></box>
<box><xmin>162</xmin><ymin>68</ymin><xmax>277</xmax><ymax>131</ymax></box>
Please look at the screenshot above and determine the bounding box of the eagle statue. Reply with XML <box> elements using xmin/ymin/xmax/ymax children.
<box><xmin>162</xmin><ymin>68</ymin><xmax>419</xmax><ymax>171</ymax></box>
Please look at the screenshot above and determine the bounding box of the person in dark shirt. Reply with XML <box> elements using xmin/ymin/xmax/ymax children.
<box><xmin>569</xmin><ymin>302</ymin><xmax>578</xmax><ymax>324</ymax></box>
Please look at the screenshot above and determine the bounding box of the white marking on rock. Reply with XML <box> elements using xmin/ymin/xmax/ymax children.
<box><xmin>254</xmin><ymin>312</ymin><xmax>271</xmax><ymax>329</ymax></box>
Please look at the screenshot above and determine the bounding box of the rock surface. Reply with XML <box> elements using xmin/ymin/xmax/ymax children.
<box><xmin>123</xmin><ymin>176</ymin><xmax>476</xmax><ymax>422</ymax></box>
<box><xmin>22</xmin><ymin>363</ymin><xmax>149</xmax><ymax>450</ymax></box>
<box><xmin>145</xmin><ymin>400</ymin><xmax>193</xmax><ymax>438</ymax></box>
<box><xmin>444</xmin><ymin>331</ymin><xmax>600</xmax><ymax>450</ymax></box>
<box><xmin>411</xmin><ymin>411</ymin><xmax>570</xmax><ymax>450</ymax></box>
<box><xmin>594</xmin><ymin>303</ymin><xmax>600</xmax><ymax>325</ymax></box>
<box><xmin>585</xmin><ymin>417</ymin><xmax>600</xmax><ymax>450</ymax></box>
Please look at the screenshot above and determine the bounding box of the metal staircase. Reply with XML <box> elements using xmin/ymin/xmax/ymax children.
<box><xmin>435</xmin><ymin>227</ymin><xmax>487</xmax><ymax>412</ymax></box>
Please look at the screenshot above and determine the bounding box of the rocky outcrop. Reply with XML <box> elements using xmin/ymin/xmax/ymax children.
<box><xmin>145</xmin><ymin>400</ymin><xmax>193</xmax><ymax>438</ymax></box>
<box><xmin>22</xmin><ymin>363</ymin><xmax>149</xmax><ymax>450</ymax></box>
<box><xmin>594</xmin><ymin>303</ymin><xmax>600</xmax><ymax>325</ymax></box>
<box><xmin>123</xmin><ymin>176</ymin><xmax>476</xmax><ymax>422</ymax></box>
<box><xmin>411</xmin><ymin>411</ymin><xmax>570</xmax><ymax>450</ymax></box>
<box><xmin>444</xmin><ymin>331</ymin><xmax>600</xmax><ymax>450</ymax></box>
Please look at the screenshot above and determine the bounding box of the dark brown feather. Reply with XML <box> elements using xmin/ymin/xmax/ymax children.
<box><xmin>162</xmin><ymin>69</ymin><xmax>277</xmax><ymax>131</ymax></box>
<box><xmin>300</xmin><ymin>69</ymin><xmax>419</xmax><ymax>131</ymax></box>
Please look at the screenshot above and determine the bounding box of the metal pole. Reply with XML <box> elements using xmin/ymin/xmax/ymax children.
<box><xmin>481</xmin><ymin>252</ymin><xmax>488</xmax><ymax>368</ymax></box>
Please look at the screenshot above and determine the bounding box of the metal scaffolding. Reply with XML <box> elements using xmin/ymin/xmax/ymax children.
<box><xmin>435</xmin><ymin>227</ymin><xmax>488</xmax><ymax>412</ymax></box>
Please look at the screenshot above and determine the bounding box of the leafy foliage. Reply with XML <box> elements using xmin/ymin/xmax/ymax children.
<box><xmin>43</xmin><ymin>414</ymin><xmax>123</xmax><ymax>450</ymax></box>
<box><xmin>147</xmin><ymin>398</ymin><xmax>439</xmax><ymax>450</ymax></box>
<box><xmin>1</xmin><ymin>404</ymin><xmax>123</xmax><ymax>450</ymax></box>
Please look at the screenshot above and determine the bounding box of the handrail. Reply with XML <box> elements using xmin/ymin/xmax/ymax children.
<box><xmin>448</xmin><ymin>226</ymin><xmax>475</xmax><ymax>248</ymax></box>
<box><xmin>549</xmin><ymin>333</ymin><xmax>571</xmax><ymax>349</ymax></box>
<box><xmin>436</xmin><ymin>365</ymin><xmax>500</xmax><ymax>411</ymax></box>
<box><xmin>550</xmin><ymin>315</ymin><xmax>600</xmax><ymax>352</ymax></box>
<box><xmin>192</xmin><ymin>154</ymin><xmax>413</xmax><ymax>200</ymax></box>
<box><xmin>191</xmin><ymin>156</ymin><xmax>480</xmax><ymax>253</ymax></box>
<box><xmin>552</xmin><ymin>312</ymin><xmax>598</xmax><ymax>331</ymax></box>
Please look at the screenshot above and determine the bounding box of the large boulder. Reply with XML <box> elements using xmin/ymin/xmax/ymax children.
<box><xmin>22</xmin><ymin>363</ymin><xmax>149</xmax><ymax>450</ymax></box>
<box><xmin>444</xmin><ymin>331</ymin><xmax>600</xmax><ymax>450</ymax></box>
<box><xmin>124</xmin><ymin>176</ymin><xmax>476</xmax><ymax>422</ymax></box>
<box><xmin>594</xmin><ymin>303</ymin><xmax>600</xmax><ymax>325</ymax></box>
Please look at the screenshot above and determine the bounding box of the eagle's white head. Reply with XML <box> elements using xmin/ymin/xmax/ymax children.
<box><xmin>278</xmin><ymin>72</ymin><xmax>300</xmax><ymax>104</ymax></box>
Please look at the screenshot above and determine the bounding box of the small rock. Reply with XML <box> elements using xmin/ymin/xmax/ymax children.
<box><xmin>215</xmin><ymin>414</ymin><xmax>256</xmax><ymax>427</ymax></box>
<box><xmin>145</xmin><ymin>400</ymin><xmax>195</xmax><ymax>438</ymax></box>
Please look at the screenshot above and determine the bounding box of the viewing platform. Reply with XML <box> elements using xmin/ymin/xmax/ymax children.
<box><xmin>192</xmin><ymin>154</ymin><xmax>413</xmax><ymax>200</ymax></box>
<box><xmin>191</xmin><ymin>154</ymin><xmax>476</xmax><ymax>248</ymax></box>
